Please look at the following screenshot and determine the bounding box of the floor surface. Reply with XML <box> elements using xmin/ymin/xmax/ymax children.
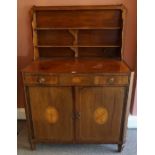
<box><xmin>17</xmin><ymin>121</ymin><xmax>137</xmax><ymax>155</ymax></box>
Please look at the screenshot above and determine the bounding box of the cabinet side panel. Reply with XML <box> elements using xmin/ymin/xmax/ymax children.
<box><xmin>121</xmin><ymin>72</ymin><xmax>134</xmax><ymax>142</ymax></box>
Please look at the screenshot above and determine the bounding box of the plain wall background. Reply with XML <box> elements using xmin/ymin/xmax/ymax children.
<box><xmin>17</xmin><ymin>0</ymin><xmax>137</xmax><ymax>115</ymax></box>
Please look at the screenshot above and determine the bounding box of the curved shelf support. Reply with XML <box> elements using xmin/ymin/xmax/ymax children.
<box><xmin>69</xmin><ymin>29</ymin><xmax>78</xmax><ymax>58</ymax></box>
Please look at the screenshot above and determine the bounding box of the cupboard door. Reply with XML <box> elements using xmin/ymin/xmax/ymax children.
<box><xmin>28</xmin><ymin>87</ymin><xmax>73</xmax><ymax>142</ymax></box>
<box><xmin>76</xmin><ymin>87</ymin><xmax>126</xmax><ymax>142</ymax></box>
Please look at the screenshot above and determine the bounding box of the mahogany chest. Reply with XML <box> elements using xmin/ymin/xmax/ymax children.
<box><xmin>22</xmin><ymin>5</ymin><xmax>134</xmax><ymax>152</ymax></box>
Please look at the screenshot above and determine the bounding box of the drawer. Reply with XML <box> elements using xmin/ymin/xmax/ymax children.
<box><xmin>94</xmin><ymin>76</ymin><xmax>129</xmax><ymax>85</ymax></box>
<box><xmin>59</xmin><ymin>75</ymin><xmax>94</xmax><ymax>85</ymax></box>
<box><xmin>24</xmin><ymin>74</ymin><xmax>128</xmax><ymax>85</ymax></box>
<box><xmin>59</xmin><ymin>75</ymin><xmax>129</xmax><ymax>85</ymax></box>
<box><xmin>24</xmin><ymin>75</ymin><xmax>58</xmax><ymax>85</ymax></box>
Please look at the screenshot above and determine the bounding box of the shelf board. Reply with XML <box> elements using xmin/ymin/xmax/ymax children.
<box><xmin>36</xmin><ymin>45</ymin><xmax>121</xmax><ymax>48</ymax></box>
<box><xmin>78</xmin><ymin>45</ymin><xmax>121</xmax><ymax>47</ymax></box>
<box><xmin>36</xmin><ymin>45</ymin><xmax>71</xmax><ymax>48</ymax></box>
<box><xmin>35</xmin><ymin>27</ymin><xmax>121</xmax><ymax>30</ymax></box>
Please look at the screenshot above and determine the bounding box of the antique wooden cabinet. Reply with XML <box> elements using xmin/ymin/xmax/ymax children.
<box><xmin>22</xmin><ymin>5</ymin><xmax>134</xmax><ymax>152</ymax></box>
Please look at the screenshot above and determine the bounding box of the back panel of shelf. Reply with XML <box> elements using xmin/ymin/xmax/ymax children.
<box><xmin>31</xmin><ymin>5</ymin><xmax>126</xmax><ymax>60</ymax></box>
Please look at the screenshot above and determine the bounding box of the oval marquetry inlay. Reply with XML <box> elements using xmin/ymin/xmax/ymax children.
<box><xmin>45</xmin><ymin>106</ymin><xmax>59</xmax><ymax>124</ymax></box>
<box><xmin>94</xmin><ymin>107</ymin><xmax>108</xmax><ymax>125</ymax></box>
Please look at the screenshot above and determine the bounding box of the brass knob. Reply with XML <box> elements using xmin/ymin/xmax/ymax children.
<box><xmin>38</xmin><ymin>77</ymin><xmax>45</xmax><ymax>83</ymax></box>
<box><xmin>108</xmin><ymin>77</ymin><xmax>115</xmax><ymax>84</ymax></box>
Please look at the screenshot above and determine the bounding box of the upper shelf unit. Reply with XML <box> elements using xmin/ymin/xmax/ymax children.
<box><xmin>31</xmin><ymin>5</ymin><xmax>126</xmax><ymax>60</ymax></box>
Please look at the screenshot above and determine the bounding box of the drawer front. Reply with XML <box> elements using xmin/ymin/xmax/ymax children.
<box><xmin>24</xmin><ymin>75</ymin><xmax>58</xmax><ymax>85</ymax></box>
<box><xmin>59</xmin><ymin>75</ymin><xmax>129</xmax><ymax>85</ymax></box>
<box><xmin>94</xmin><ymin>76</ymin><xmax>129</xmax><ymax>85</ymax></box>
<box><xmin>24</xmin><ymin>74</ymin><xmax>128</xmax><ymax>86</ymax></box>
<box><xmin>59</xmin><ymin>75</ymin><xmax>94</xmax><ymax>85</ymax></box>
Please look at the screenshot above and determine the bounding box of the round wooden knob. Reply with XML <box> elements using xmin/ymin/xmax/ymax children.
<box><xmin>38</xmin><ymin>77</ymin><xmax>45</xmax><ymax>83</ymax></box>
<box><xmin>108</xmin><ymin>77</ymin><xmax>115</xmax><ymax>84</ymax></box>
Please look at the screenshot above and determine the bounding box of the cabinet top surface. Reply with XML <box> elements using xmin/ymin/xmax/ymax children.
<box><xmin>22</xmin><ymin>59</ymin><xmax>130</xmax><ymax>74</ymax></box>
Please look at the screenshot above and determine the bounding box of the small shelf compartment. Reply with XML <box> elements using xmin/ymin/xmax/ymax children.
<box><xmin>78</xmin><ymin>47</ymin><xmax>121</xmax><ymax>59</ymax></box>
<box><xmin>78</xmin><ymin>29</ymin><xmax>122</xmax><ymax>46</ymax></box>
<box><xmin>39</xmin><ymin>47</ymin><xmax>75</xmax><ymax>58</ymax></box>
<box><xmin>36</xmin><ymin>10</ymin><xmax>122</xmax><ymax>28</ymax></box>
<box><xmin>37</xmin><ymin>30</ymin><xmax>73</xmax><ymax>46</ymax></box>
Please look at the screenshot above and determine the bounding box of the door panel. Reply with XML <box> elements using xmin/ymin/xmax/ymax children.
<box><xmin>76</xmin><ymin>87</ymin><xmax>126</xmax><ymax>142</ymax></box>
<box><xmin>29</xmin><ymin>87</ymin><xmax>73</xmax><ymax>142</ymax></box>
